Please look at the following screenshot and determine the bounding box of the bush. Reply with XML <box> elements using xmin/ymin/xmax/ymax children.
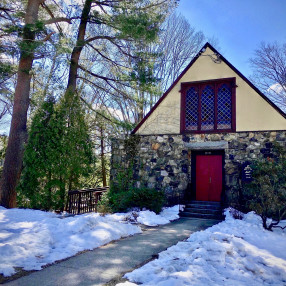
<box><xmin>106</xmin><ymin>135</ymin><xmax>165</xmax><ymax>214</ymax></box>
<box><xmin>108</xmin><ymin>186</ymin><xmax>165</xmax><ymax>214</ymax></box>
<box><xmin>242</xmin><ymin>143</ymin><xmax>286</xmax><ymax>231</ymax></box>
<box><xmin>97</xmin><ymin>191</ymin><xmax>113</xmax><ymax>214</ymax></box>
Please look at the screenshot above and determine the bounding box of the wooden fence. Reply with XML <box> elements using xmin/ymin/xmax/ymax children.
<box><xmin>66</xmin><ymin>187</ymin><xmax>109</xmax><ymax>215</ymax></box>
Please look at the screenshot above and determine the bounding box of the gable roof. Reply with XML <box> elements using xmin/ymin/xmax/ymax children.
<box><xmin>132</xmin><ymin>42</ymin><xmax>286</xmax><ymax>134</ymax></box>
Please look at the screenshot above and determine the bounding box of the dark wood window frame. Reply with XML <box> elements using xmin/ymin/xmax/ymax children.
<box><xmin>180</xmin><ymin>77</ymin><xmax>236</xmax><ymax>134</ymax></box>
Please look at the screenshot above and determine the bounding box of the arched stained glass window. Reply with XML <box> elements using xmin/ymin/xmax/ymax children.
<box><xmin>185</xmin><ymin>87</ymin><xmax>199</xmax><ymax>130</ymax></box>
<box><xmin>217</xmin><ymin>83</ymin><xmax>232</xmax><ymax>129</ymax></box>
<box><xmin>201</xmin><ymin>85</ymin><xmax>215</xmax><ymax>130</ymax></box>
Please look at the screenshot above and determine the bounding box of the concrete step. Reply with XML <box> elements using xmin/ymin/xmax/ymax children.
<box><xmin>186</xmin><ymin>203</ymin><xmax>221</xmax><ymax>210</ymax></box>
<box><xmin>180</xmin><ymin>212</ymin><xmax>223</xmax><ymax>220</ymax></box>
<box><xmin>183</xmin><ymin>208</ymin><xmax>222</xmax><ymax>215</ymax></box>
<box><xmin>180</xmin><ymin>200</ymin><xmax>224</xmax><ymax>220</ymax></box>
<box><xmin>187</xmin><ymin>200</ymin><xmax>221</xmax><ymax>206</ymax></box>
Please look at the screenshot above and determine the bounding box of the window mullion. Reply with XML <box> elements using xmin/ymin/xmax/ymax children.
<box><xmin>214</xmin><ymin>83</ymin><xmax>218</xmax><ymax>130</ymax></box>
<box><xmin>198</xmin><ymin>85</ymin><xmax>202</xmax><ymax>131</ymax></box>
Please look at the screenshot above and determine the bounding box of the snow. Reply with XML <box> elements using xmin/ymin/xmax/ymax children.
<box><xmin>2</xmin><ymin>205</ymin><xmax>285</xmax><ymax>285</ymax></box>
<box><xmin>0</xmin><ymin>208</ymin><xmax>141</xmax><ymax>276</ymax></box>
<box><xmin>136</xmin><ymin>205</ymin><xmax>181</xmax><ymax>226</ymax></box>
<box><xmin>0</xmin><ymin>205</ymin><xmax>181</xmax><ymax>277</ymax></box>
<box><xmin>119</xmin><ymin>210</ymin><xmax>286</xmax><ymax>286</ymax></box>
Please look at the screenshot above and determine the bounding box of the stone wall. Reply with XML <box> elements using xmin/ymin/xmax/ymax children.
<box><xmin>111</xmin><ymin>131</ymin><xmax>286</xmax><ymax>205</ymax></box>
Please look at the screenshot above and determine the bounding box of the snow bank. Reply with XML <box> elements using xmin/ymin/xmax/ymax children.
<box><xmin>0</xmin><ymin>208</ymin><xmax>141</xmax><ymax>277</ymax></box>
<box><xmin>136</xmin><ymin>205</ymin><xmax>180</xmax><ymax>226</ymax></box>
<box><xmin>120</xmin><ymin>210</ymin><xmax>286</xmax><ymax>286</ymax></box>
<box><xmin>0</xmin><ymin>205</ymin><xmax>181</xmax><ymax>277</ymax></box>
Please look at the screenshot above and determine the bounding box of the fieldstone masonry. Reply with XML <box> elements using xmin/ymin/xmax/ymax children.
<box><xmin>111</xmin><ymin>131</ymin><xmax>286</xmax><ymax>205</ymax></box>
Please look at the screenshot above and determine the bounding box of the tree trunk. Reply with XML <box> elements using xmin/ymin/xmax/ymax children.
<box><xmin>65</xmin><ymin>0</ymin><xmax>92</xmax><ymax>96</ymax></box>
<box><xmin>137</xmin><ymin>91</ymin><xmax>144</xmax><ymax>122</ymax></box>
<box><xmin>100</xmin><ymin>126</ymin><xmax>107</xmax><ymax>187</ymax></box>
<box><xmin>0</xmin><ymin>0</ymin><xmax>42</xmax><ymax>208</ymax></box>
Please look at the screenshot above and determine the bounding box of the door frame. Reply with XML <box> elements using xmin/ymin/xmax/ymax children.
<box><xmin>191</xmin><ymin>149</ymin><xmax>225</xmax><ymax>202</ymax></box>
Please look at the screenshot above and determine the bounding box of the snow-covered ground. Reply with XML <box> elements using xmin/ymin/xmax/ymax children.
<box><xmin>2</xmin><ymin>205</ymin><xmax>286</xmax><ymax>285</ymax></box>
<box><xmin>118</xmin><ymin>210</ymin><xmax>286</xmax><ymax>286</ymax></box>
<box><xmin>0</xmin><ymin>205</ymin><xmax>180</xmax><ymax>277</ymax></box>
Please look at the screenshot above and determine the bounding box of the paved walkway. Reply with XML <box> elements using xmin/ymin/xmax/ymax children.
<box><xmin>5</xmin><ymin>218</ymin><xmax>220</xmax><ymax>286</ymax></box>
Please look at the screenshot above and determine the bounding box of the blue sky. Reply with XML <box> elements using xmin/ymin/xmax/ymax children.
<box><xmin>177</xmin><ymin>0</ymin><xmax>286</xmax><ymax>78</ymax></box>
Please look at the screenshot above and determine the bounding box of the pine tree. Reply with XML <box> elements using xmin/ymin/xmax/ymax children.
<box><xmin>18</xmin><ymin>95</ymin><xmax>57</xmax><ymax>209</ymax></box>
<box><xmin>18</xmin><ymin>94</ymin><xmax>94</xmax><ymax>211</ymax></box>
<box><xmin>53</xmin><ymin>93</ymin><xmax>94</xmax><ymax>193</ymax></box>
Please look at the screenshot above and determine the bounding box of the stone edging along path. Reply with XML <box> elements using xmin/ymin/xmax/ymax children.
<box><xmin>4</xmin><ymin>218</ymin><xmax>220</xmax><ymax>286</ymax></box>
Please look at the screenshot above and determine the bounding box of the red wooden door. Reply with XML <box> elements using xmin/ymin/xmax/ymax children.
<box><xmin>196</xmin><ymin>155</ymin><xmax>222</xmax><ymax>201</ymax></box>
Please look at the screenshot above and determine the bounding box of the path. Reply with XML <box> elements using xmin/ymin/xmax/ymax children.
<box><xmin>5</xmin><ymin>218</ymin><xmax>220</xmax><ymax>286</ymax></box>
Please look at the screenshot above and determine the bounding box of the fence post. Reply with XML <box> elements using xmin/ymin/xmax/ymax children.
<box><xmin>78</xmin><ymin>192</ymin><xmax>81</xmax><ymax>215</ymax></box>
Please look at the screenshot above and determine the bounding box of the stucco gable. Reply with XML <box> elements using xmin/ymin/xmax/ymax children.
<box><xmin>133</xmin><ymin>43</ymin><xmax>286</xmax><ymax>135</ymax></box>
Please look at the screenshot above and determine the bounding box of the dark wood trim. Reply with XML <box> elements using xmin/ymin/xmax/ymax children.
<box><xmin>191</xmin><ymin>150</ymin><xmax>225</xmax><ymax>203</ymax></box>
<box><xmin>232</xmin><ymin>77</ymin><xmax>237</xmax><ymax>131</ymax></box>
<box><xmin>181</xmin><ymin>77</ymin><xmax>236</xmax><ymax>88</ymax></box>
<box><xmin>132</xmin><ymin>42</ymin><xmax>285</xmax><ymax>135</ymax></box>
<box><xmin>180</xmin><ymin>87</ymin><xmax>186</xmax><ymax>134</ymax></box>
<box><xmin>181</xmin><ymin>78</ymin><xmax>236</xmax><ymax>134</ymax></box>
<box><xmin>214</xmin><ymin>83</ymin><xmax>218</xmax><ymax>130</ymax></box>
<box><xmin>198</xmin><ymin>85</ymin><xmax>202</xmax><ymax>131</ymax></box>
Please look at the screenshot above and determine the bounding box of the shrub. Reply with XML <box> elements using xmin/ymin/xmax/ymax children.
<box><xmin>99</xmin><ymin>163</ymin><xmax>166</xmax><ymax>214</ymax></box>
<box><xmin>98</xmin><ymin>187</ymin><xmax>165</xmax><ymax>214</ymax></box>
<box><xmin>97</xmin><ymin>191</ymin><xmax>113</xmax><ymax>214</ymax></box>
<box><xmin>106</xmin><ymin>135</ymin><xmax>165</xmax><ymax>214</ymax></box>
<box><xmin>242</xmin><ymin>143</ymin><xmax>286</xmax><ymax>231</ymax></box>
<box><xmin>111</xmin><ymin>186</ymin><xmax>166</xmax><ymax>214</ymax></box>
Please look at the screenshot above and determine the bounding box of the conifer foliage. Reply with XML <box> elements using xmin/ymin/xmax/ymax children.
<box><xmin>18</xmin><ymin>95</ymin><xmax>94</xmax><ymax>211</ymax></box>
<box><xmin>243</xmin><ymin>143</ymin><xmax>286</xmax><ymax>231</ymax></box>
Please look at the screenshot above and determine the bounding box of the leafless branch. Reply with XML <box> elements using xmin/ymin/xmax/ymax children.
<box><xmin>44</xmin><ymin>17</ymin><xmax>72</xmax><ymax>25</ymax></box>
<box><xmin>250</xmin><ymin>42</ymin><xmax>286</xmax><ymax>111</ymax></box>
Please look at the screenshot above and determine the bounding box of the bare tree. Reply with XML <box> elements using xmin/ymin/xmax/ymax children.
<box><xmin>154</xmin><ymin>12</ymin><xmax>206</xmax><ymax>93</ymax></box>
<box><xmin>250</xmin><ymin>42</ymin><xmax>286</xmax><ymax>112</ymax></box>
<box><xmin>85</xmin><ymin>12</ymin><xmax>209</xmax><ymax>126</ymax></box>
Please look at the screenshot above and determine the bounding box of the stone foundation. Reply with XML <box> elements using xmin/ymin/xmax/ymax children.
<box><xmin>111</xmin><ymin>131</ymin><xmax>286</xmax><ymax>205</ymax></box>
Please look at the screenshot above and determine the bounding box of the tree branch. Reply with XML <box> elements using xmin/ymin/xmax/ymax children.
<box><xmin>78</xmin><ymin>64</ymin><xmax>131</xmax><ymax>83</ymax></box>
<box><xmin>85</xmin><ymin>35</ymin><xmax>116</xmax><ymax>44</ymax></box>
<box><xmin>44</xmin><ymin>17</ymin><xmax>72</xmax><ymax>25</ymax></box>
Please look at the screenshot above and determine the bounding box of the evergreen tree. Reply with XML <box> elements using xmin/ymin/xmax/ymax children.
<box><xmin>243</xmin><ymin>143</ymin><xmax>286</xmax><ymax>231</ymax></box>
<box><xmin>18</xmin><ymin>94</ymin><xmax>94</xmax><ymax>211</ymax></box>
<box><xmin>53</xmin><ymin>93</ymin><xmax>94</xmax><ymax>193</ymax></box>
<box><xmin>18</xmin><ymin>95</ymin><xmax>57</xmax><ymax>209</ymax></box>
